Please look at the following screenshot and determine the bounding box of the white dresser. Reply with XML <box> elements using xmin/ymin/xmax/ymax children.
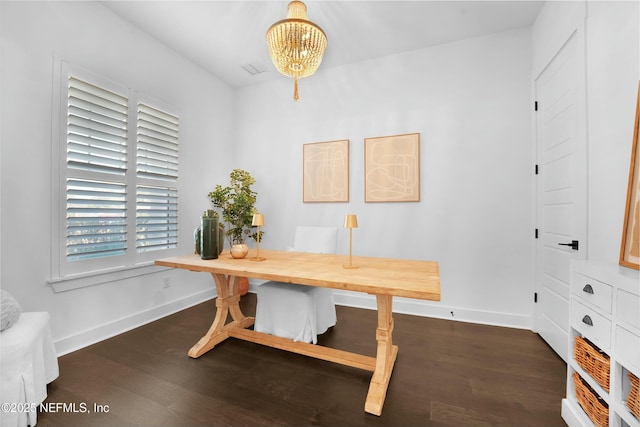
<box><xmin>562</xmin><ymin>260</ymin><xmax>640</xmax><ymax>427</ymax></box>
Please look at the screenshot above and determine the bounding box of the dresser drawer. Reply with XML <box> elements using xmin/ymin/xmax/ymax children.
<box><xmin>615</xmin><ymin>325</ymin><xmax>640</xmax><ymax>374</ymax></box>
<box><xmin>616</xmin><ymin>289</ymin><xmax>640</xmax><ymax>334</ymax></box>
<box><xmin>571</xmin><ymin>273</ymin><xmax>613</xmax><ymax>314</ymax></box>
<box><xmin>571</xmin><ymin>299</ymin><xmax>612</xmax><ymax>350</ymax></box>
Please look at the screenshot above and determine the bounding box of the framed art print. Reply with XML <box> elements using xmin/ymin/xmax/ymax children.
<box><xmin>620</xmin><ymin>83</ymin><xmax>640</xmax><ymax>270</ymax></box>
<box><xmin>365</xmin><ymin>133</ymin><xmax>420</xmax><ymax>202</ymax></box>
<box><xmin>303</xmin><ymin>139</ymin><xmax>349</xmax><ymax>203</ymax></box>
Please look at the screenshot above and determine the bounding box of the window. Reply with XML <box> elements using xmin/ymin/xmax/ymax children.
<box><xmin>52</xmin><ymin>63</ymin><xmax>179</xmax><ymax>282</ymax></box>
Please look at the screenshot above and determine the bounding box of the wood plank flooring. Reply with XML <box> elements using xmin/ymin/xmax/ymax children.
<box><xmin>37</xmin><ymin>293</ymin><xmax>567</xmax><ymax>426</ymax></box>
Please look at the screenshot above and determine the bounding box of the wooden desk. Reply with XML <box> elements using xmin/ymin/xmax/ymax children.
<box><xmin>155</xmin><ymin>250</ymin><xmax>440</xmax><ymax>416</ymax></box>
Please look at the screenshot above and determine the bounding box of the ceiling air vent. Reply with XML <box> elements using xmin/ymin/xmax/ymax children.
<box><xmin>241</xmin><ymin>62</ymin><xmax>268</xmax><ymax>76</ymax></box>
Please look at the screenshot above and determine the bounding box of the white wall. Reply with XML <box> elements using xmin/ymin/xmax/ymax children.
<box><xmin>533</xmin><ymin>0</ymin><xmax>639</xmax><ymax>265</ymax></box>
<box><xmin>235</xmin><ymin>0</ymin><xmax>640</xmax><ymax>328</ymax></box>
<box><xmin>236</xmin><ymin>27</ymin><xmax>535</xmax><ymax>328</ymax></box>
<box><xmin>2</xmin><ymin>0</ymin><xmax>635</xmax><ymax>355</ymax></box>
<box><xmin>585</xmin><ymin>1</ymin><xmax>639</xmax><ymax>264</ymax></box>
<box><xmin>0</xmin><ymin>1</ymin><xmax>236</xmax><ymax>354</ymax></box>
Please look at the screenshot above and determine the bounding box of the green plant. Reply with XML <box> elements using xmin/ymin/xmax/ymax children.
<box><xmin>208</xmin><ymin>169</ymin><xmax>260</xmax><ymax>246</ymax></box>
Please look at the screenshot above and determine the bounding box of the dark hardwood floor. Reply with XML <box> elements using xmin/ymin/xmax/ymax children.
<box><xmin>38</xmin><ymin>293</ymin><xmax>567</xmax><ymax>427</ymax></box>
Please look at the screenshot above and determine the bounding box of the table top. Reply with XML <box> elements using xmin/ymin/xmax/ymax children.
<box><xmin>155</xmin><ymin>250</ymin><xmax>440</xmax><ymax>301</ymax></box>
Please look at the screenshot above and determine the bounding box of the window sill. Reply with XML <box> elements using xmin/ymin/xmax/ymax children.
<box><xmin>49</xmin><ymin>262</ymin><xmax>172</xmax><ymax>292</ymax></box>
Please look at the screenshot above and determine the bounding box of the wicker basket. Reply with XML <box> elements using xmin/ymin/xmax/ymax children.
<box><xmin>573</xmin><ymin>371</ymin><xmax>609</xmax><ymax>427</ymax></box>
<box><xmin>574</xmin><ymin>336</ymin><xmax>610</xmax><ymax>392</ymax></box>
<box><xmin>628</xmin><ymin>372</ymin><xmax>640</xmax><ymax>419</ymax></box>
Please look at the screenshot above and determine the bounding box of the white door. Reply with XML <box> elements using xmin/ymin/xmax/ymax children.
<box><xmin>534</xmin><ymin>31</ymin><xmax>587</xmax><ymax>362</ymax></box>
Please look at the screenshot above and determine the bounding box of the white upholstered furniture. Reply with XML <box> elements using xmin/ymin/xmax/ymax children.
<box><xmin>254</xmin><ymin>226</ymin><xmax>338</xmax><ymax>344</ymax></box>
<box><xmin>0</xmin><ymin>312</ymin><xmax>59</xmax><ymax>427</ymax></box>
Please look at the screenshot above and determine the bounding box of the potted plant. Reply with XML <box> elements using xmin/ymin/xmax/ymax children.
<box><xmin>208</xmin><ymin>169</ymin><xmax>260</xmax><ymax>259</ymax></box>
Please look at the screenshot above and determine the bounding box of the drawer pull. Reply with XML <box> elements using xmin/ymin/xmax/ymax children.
<box><xmin>582</xmin><ymin>284</ymin><xmax>594</xmax><ymax>294</ymax></box>
<box><xmin>581</xmin><ymin>315</ymin><xmax>593</xmax><ymax>326</ymax></box>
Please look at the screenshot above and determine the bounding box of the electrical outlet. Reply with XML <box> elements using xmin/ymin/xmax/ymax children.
<box><xmin>163</xmin><ymin>277</ymin><xmax>171</xmax><ymax>289</ymax></box>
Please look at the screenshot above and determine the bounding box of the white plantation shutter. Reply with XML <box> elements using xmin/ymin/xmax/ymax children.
<box><xmin>136</xmin><ymin>104</ymin><xmax>179</xmax><ymax>180</ymax></box>
<box><xmin>66</xmin><ymin>179</ymin><xmax>127</xmax><ymax>260</ymax></box>
<box><xmin>65</xmin><ymin>77</ymin><xmax>129</xmax><ymax>262</ymax></box>
<box><xmin>136</xmin><ymin>103</ymin><xmax>179</xmax><ymax>253</ymax></box>
<box><xmin>55</xmin><ymin>67</ymin><xmax>179</xmax><ymax>280</ymax></box>
<box><xmin>67</xmin><ymin>77</ymin><xmax>128</xmax><ymax>174</ymax></box>
<box><xmin>136</xmin><ymin>185</ymin><xmax>178</xmax><ymax>252</ymax></box>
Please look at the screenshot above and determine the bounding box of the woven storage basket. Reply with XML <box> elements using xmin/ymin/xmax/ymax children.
<box><xmin>574</xmin><ymin>336</ymin><xmax>610</xmax><ymax>392</ymax></box>
<box><xmin>628</xmin><ymin>372</ymin><xmax>640</xmax><ymax>419</ymax></box>
<box><xmin>573</xmin><ymin>371</ymin><xmax>609</xmax><ymax>427</ymax></box>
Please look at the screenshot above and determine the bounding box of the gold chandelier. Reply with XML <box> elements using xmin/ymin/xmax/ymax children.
<box><xmin>266</xmin><ymin>1</ymin><xmax>327</xmax><ymax>101</ymax></box>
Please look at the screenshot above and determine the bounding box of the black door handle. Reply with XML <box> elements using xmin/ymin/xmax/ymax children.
<box><xmin>583</xmin><ymin>284</ymin><xmax>594</xmax><ymax>294</ymax></box>
<box><xmin>558</xmin><ymin>240</ymin><xmax>579</xmax><ymax>250</ymax></box>
<box><xmin>582</xmin><ymin>315</ymin><xmax>593</xmax><ymax>326</ymax></box>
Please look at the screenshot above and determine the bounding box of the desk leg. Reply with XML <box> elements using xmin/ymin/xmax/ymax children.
<box><xmin>364</xmin><ymin>294</ymin><xmax>398</xmax><ymax>416</ymax></box>
<box><xmin>188</xmin><ymin>273</ymin><xmax>255</xmax><ymax>358</ymax></box>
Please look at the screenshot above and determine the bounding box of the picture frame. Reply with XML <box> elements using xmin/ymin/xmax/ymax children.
<box><xmin>620</xmin><ymin>83</ymin><xmax>640</xmax><ymax>270</ymax></box>
<box><xmin>303</xmin><ymin>139</ymin><xmax>349</xmax><ymax>203</ymax></box>
<box><xmin>364</xmin><ymin>133</ymin><xmax>420</xmax><ymax>202</ymax></box>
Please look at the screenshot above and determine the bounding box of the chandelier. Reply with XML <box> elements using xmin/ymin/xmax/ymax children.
<box><xmin>266</xmin><ymin>1</ymin><xmax>327</xmax><ymax>101</ymax></box>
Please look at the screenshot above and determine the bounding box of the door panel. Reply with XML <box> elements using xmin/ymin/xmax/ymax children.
<box><xmin>543</xmin><ymin>285</ymin><xmax>570</xmax><ymax>326</ymax></box>
<box><xmin>537</xmin><ymin>290</ymin><xmax>570</xmax><ymax>358</ymax></box>
<box><xmin>545</xmin><ymin>155</ymin><xmax>572</xmax><ymax>191</ymax></box>
<box><xmin>544</xmin><ymin>203</ymin><xmax>573</xmax><ymax>234</ymax></box>
<box><xmin>542</xmin><ymin>245</ymin><xmax>572</xmax><ymax>297</ymax></box>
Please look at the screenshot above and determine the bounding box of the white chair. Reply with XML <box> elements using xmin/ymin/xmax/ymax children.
<box><xmin>254</xmin><ymin>226</ymin><xmax>338</xmax><ymax>344</ymax></box>
<box><xmin>1</xmin><ymin>312</ymin><xmax>59</xmax><ymax>427</ymax></box>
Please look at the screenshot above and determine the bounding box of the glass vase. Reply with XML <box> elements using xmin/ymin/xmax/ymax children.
<box><xmin>200</xmin><ymin>210</ymin><xmax>219</xmax><ymax>260</ymax></box>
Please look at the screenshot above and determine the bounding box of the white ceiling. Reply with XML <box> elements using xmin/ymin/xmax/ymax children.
<box><xmin>102</xmin><ymin>0</ymin><xmax>544</xmax><ymax>89</ymax></box>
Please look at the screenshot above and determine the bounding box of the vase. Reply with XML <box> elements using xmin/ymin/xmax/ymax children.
<box><xmin>200</xmin><ymin>210</ymin><xmax>219</xmax><ymax>260</ymax></box>
<box><xmin>227</xmin><ymin>275</ymin><xmax>249</xmax><ymax>296</ymax></box>
<box><xmin>194</xmin><ymin>227</ymin><xmax>201</xmax><ymax>255</ymax></box>
<box><xmin>195</xmin><ymin>224</ymin><xmax>225</xmax><ymax>255</ymax></box>
<box><xmin>218</xmin><ymin>225</ymin><xmax>225</xmax><ymax>254</ymax></box>
<box><xmin>230</xmin><ymin>243</ymin><xmax>249</xmax><ymax>259</ymax></box>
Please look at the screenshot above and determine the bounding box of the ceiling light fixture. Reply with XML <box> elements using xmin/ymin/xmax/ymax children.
<box><xmin>266</xmin><ymin>1</ymin><xmax>327</xmax><ymax>101</ymax></box>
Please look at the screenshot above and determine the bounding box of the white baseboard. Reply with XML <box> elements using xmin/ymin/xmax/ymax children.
<box><xmin>248</xmin><ymin>282</ymin><xmax>532</xmax><ymax>330</ymax></box>
<box><xmin>54</xmin><ymin>288</ymin><xmax>216</xmax><ymax>356</ymax></box>
<box><xmin>57</xmin><ymin>281</ymin><xmax>532</xmax><ymax>357</ymax></box>
<box><xmin>332</xmin><ymin>290</ymin><xmax>532</xmax><ymax>330</ymax></box>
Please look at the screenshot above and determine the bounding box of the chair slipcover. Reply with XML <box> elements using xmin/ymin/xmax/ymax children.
<box><xmin>254</xmin><ymin>226</ymin><xmax>338</xmax><ymax>344</ymax></box>
<box><xmin>0</xmin><ymin>312</ymin><xmax>59</xmax><ymax>427</ymax></box>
